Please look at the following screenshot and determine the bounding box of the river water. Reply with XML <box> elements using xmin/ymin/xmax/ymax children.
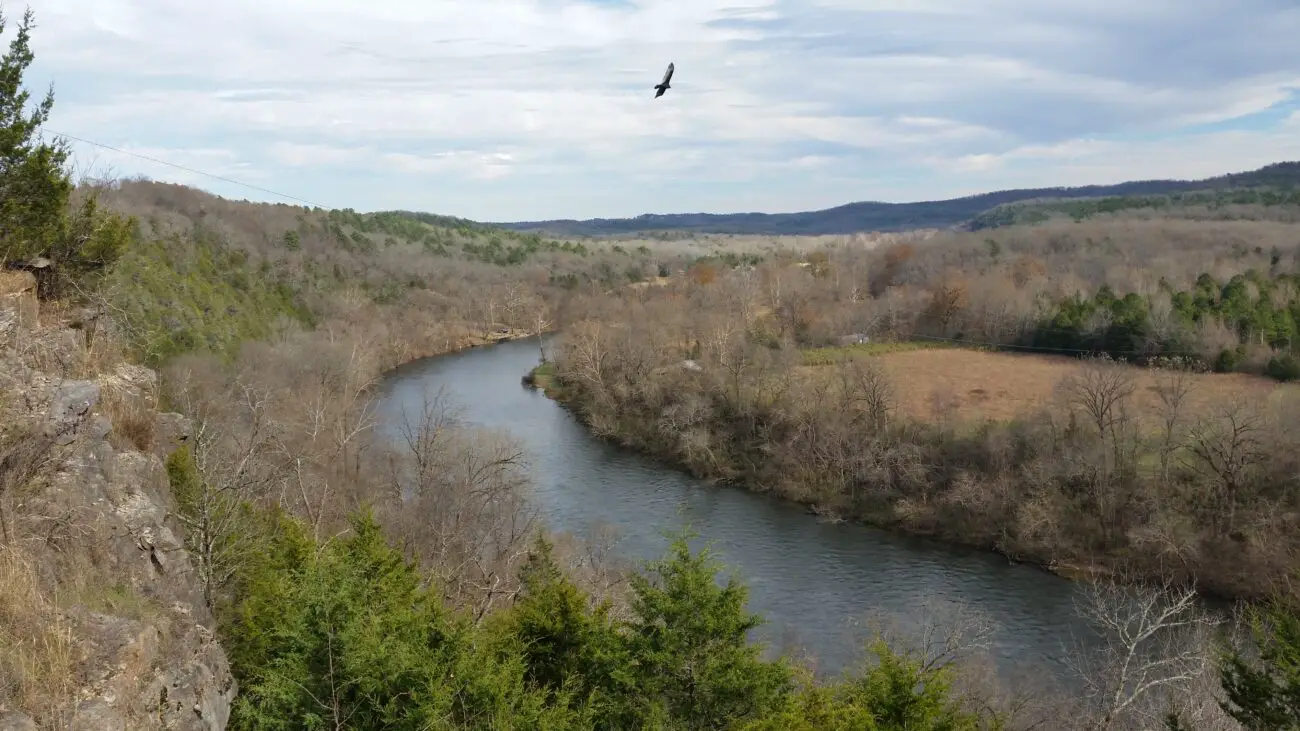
<box><xmin>376</xmin><ymin>336</ymin><xmax>1095</xmax><ymax>684</ymax></box>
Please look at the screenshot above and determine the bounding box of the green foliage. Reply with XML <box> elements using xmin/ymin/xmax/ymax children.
<box><xmin>970</xmin><ymin>186</ymin><xmax>1300</xmax><ymax>230</ymax></box>
<box><xmin>845</xmin><ymin>640</ymin><xmax>983</xmax><ymax>730</ymax></box>
<box><xmin>0</xmin><ymin>8</ymin><xmax>72</xmax><ymax>266</ymax></box>
<box><xmin>461</xmin><ymin>233</ymin><xmax>587</xmax><ymax>266</ymax></box>
<box><xmin>225</xmin><ymin>511</ymin><xmax>578</xmax><ymax>730</ymax></box>
<box><xmin>321</xmin><ymin>207</ymin><xmax>587</xmax><ymax>265</ymax></box>
<box><xmin>692</xmin><ymin>251</ymin><xmax>763</xmax><ymax>270</ymax></box>
<box><xmin>101</xmin><ymin>229</ymin><xmax>310</xmax><ymax>365</ymax></box>
<box><xmin>0</xmin><ymin>7</ymin><xmax>133</xmax><ymax>298</ymax></box>
<box><xmin>1027</xmin><ymin>270</ymin><xmax>1300</xmax><ymax>379</ymax></box>
<box><xmin>620</xmin><ymin>531</ymin><xmax>792</xmax><ymax>727</ymax></box>
<box><xmin>164</xmin><ymin>445</ymin><xmax>202</xmax><ymax>519</ymax></box>
<box><xmin>738</xmin><ymin>640</ymin><xmax>985</xmax><ymax>730</ymax></box>
<box><xmin>217</xmin><ymin>510</ymin><xmax>997</xmax><ymax>730</ymax></box>
<box><xmin>1219</xmin><ymin>599</ymin><xmax>1300</xmax><ymax>729</ymax></box>
<box><xmin>44</xmin><ymin>195</ymin><xmax>136</xmax><ymax>295</ymax></box>
<box><xmin>1265</xmin><ymin>354</ymin><xmax>1300</xmax><ymax>382</ymax></box>
<box><xmin>492</xmin><ymin>534</ymin><xmax>627</xmax><ymax>725</ymax></box>
<box><xmin>1030</xmin><ymin>285</ymin><xmax>1153</xmax><ymax>356</ymax></box>
<box><xmin>165</xmin><ymin>442</ymin><xmax>260</xmax><ymax>607</ymax></box>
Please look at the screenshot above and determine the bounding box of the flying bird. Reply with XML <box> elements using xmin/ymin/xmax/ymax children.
<box><xmin>654</xmin><ymin>62</ymin><xmax>674</xmax><ymax>98</ymax></box>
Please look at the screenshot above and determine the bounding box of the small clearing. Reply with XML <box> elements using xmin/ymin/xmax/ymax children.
<box><xmin>807</xmin><ymin>346</ymin><xmax>1291</xmax><ymax>423</ymax></box>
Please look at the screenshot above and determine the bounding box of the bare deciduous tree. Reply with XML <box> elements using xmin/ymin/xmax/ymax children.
<box><xmin>382</xmin><ymin>390</ymin><xmax>537</xmax><ymax>623</ymax></box>
<box><xmin>168</xmin><ymin>370</ymin><xmax>287</xmax><ymax>607</ymax></box>
<box><xmin>1181</xmin><ymin>402</ymin><xmax>1267</xmax><ymax>538</ymax></box>
<box><xmin>1064</xmin><ymin>355</ymin><xmax>1136</xmax><ymax>445</ymax></box>
<box><xmin>1150</xmin><ymin>358</ymin><xmax>1198</xmax><ymax>485</ymax></box>
<box><xmin>1069</xmin><ymin>577</ymin><xmax>1224</xmax><ymax>731</ymax></box>
<box><xmin>836</xmin><ymin>358</ymin><xmax>894</xmax><ymax>432</ymax></box>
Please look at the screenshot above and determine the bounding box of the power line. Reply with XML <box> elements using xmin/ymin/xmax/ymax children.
<box><xmin>49</xmin><ymin>129</ymin><xmax>330</xmax><ymax>209</ymax></box>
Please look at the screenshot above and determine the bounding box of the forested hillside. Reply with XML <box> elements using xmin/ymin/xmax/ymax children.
<box><xmin>492</xmin><ymin>161</ymin><xmax>1300</xmax><ymax>236</ymax></box>
<box><xmin>4</xmin><ymin>6</ymin><xmax>1300</xmax><ymax>727</ymax></box>
<box><xmin>968</xmin><ymin>185</ymin><xmax>1300</xmax><ymax>230</ymax></box>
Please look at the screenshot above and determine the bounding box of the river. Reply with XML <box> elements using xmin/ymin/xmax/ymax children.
<box><xmin>376</xmin><ymin>335</ymin><xmax>1097</xmax><ymax>685</ymax></box>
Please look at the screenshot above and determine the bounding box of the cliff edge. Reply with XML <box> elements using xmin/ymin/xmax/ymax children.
<box><xmin>0</xmin><ymin>272</ymin><xmax>233</xmax><ymax>729</ymax></box>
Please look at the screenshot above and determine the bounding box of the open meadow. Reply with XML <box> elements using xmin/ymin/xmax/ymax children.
<box><xmin>800</xmin><ymin>343</ymin><xmax>1293</xmax><ymax>424</ymax></box>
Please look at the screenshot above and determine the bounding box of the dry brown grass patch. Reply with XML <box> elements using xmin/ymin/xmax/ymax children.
<box><xmin>0</xmin><ymin>545</ymin><xmax>79</xmax><ymax>724</ymax></box>
<box><xmin>76</xmin><ymin>332</ymin><xmax>126</xmax><ymax>381</ymax></box>
<box><xmin>816</xmin><ymin>347</ymin><xmax>1290</xmax><ymax>424</ymax></box>
<box><xmin>0</xmin><ymin>421</ymin><xmax>57</xmax><ymax>545</ymax></box>
<box><xmin>99</xmin><ymin>390</ymin><xmax>156</xmax><ymax>453</ymax></box>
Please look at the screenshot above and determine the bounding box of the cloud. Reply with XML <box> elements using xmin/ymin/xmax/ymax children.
<box><xmin>63</xmin><ymin>141</ymin><xmax>269</xmax><ymax>188</ymax></box>
<box><xmin>267</xmin><ymin>142</ymin><xmax>515</xmax><ymax>180</ymax></box>
<box><xmin>17</xmin><ymin>0</ymin><xmax>1300</xmax><ymax>220</ymax></box>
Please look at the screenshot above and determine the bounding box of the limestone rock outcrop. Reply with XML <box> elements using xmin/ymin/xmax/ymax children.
<box><xmin>0</xmin><ymin>303</ymin><xmax>233</xmax><ymax>728</ymax></box>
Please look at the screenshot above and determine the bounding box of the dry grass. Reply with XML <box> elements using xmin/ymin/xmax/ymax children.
<box><xmin>0</xmin><ymin>422</ymin><xmax>57</xmax><ymax>546</ymax></box>
<box><xmin>99</xmin><ymin>391</ymin><xmax>155</xmax><ymax>453</ymax></box>
<box><xmin>808</xmin><ymin>346</ymin><xmax>1289</xmax><ymax>423</ymax></box>
<box><xmin>626</xmin><ymin>276</ymin><xmax>672</xmax><ymax>290</ymax></box>
<box><xmin>800</xmin><ymin>339</ymin><xmax>974</xmax><ymax>366</ymax></box>
<box><xmin>0</xmin><ymin>545</ymin><xmax>78</xmax><ymax>724</ymax></box>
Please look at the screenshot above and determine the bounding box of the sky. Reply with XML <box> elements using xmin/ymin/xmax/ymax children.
<box><xmin>16</xmin><ymin>0</ymin><xmax>1300</xmax><ymax>221</ymax></box>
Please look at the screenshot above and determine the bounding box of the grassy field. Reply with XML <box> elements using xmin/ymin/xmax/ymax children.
<box><xmin>803</xmin><ymin>344</ymin><xmax>1291</xmax><ymax>423</ymax></box>
<box><xmin>799</xmin><ymin>339</ymin><xmax>981</xmax><ymax>366</ymax></box>
<box><xmin>523</xmin><ymin>361</ymin><xmax>566</xmax><ymax>399</ymax></box>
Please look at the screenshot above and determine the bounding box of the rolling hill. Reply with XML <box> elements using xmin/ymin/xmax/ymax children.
<box><xmin>487</xmin><ymin>161</ymin><xmax>1300</xmax><ymax>236</ymax></box>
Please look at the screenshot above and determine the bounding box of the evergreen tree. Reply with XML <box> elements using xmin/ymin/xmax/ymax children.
<box><xmin>621</xmin><ymin>531</ymin><xmax>792</xmax><ymax>728</ymax></box>
<box><xmin>0</xmin><ymin>7</ymin><xmax>134</xmax><ymax>295</ymax></box>
<box><xmin>225</xmin><ymin>511</ymin><xmax>576</xmax><ymax>730</ymax></box>
<box><xmin>0</xmin><ymin>7</ymin><xmax>71</xmax><ymax>265</ymax></box>
<box><xmin>1220</xmin><ymin>599</ymin><xmax>1300</xmax><ymax>729</ymax></box>
<box><xmin>738</xmin><ymin>639</ymin><xmax>987</xmax><ymax>731</ymax></box>
<box><xmin>497</xmin><ymin>533</ymin><xmax>627</xmax><ymax>727</ymax></box>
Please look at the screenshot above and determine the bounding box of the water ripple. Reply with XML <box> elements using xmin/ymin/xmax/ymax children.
<box><xmin>377</xmin><ymin>337</ymin><xmax>1093</xmax><ymax>682</ymax></box>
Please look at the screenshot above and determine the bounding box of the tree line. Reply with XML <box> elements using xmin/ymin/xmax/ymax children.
<box><xmin>2</xmin><ymin>7</ymin><xmax>1299</xmax><ymax>726</ymax></box>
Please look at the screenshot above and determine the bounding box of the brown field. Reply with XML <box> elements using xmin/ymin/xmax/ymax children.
<box><xmin>626</xmin><ymin>276</ymin><xmax>672</xmax><ymax>290</ymax></box>
<box><xmin>819</xmin><ymin>347</ymin><xmax>1294</xmax><ymax>423</ymax></box>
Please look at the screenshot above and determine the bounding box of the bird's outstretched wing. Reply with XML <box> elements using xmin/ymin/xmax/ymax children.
<box><xmin>660</xmin><ymin>62</ymin><xmax>674</xmax><ymax>86</ymax></box>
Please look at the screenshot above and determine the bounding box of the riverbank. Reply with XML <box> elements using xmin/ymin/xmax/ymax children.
<box><xmin>523</xmin><ymin>361</ymin><xmax>1271</xmax><ymax>601</ymax></box>
<box><xmin>390</xmin><ymin>337</ymin><xmax>1105</xmax><ymax>688</ymax></box>
<box><xmin>376</xmin><ymin>324</ymin><xmax>549</xmax><ymax>375</ymax></box>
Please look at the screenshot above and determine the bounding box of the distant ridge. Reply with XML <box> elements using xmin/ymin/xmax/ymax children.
<box><xmin>486</xmin><ymin>161</ymin><xmax>1300</xmax><ymax>236</ymax></box>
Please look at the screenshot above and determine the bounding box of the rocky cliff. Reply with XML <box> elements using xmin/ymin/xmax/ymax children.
<box><xmin>0</xmin><ymin>284</ymin><xmax>233</xmax><ymax>729</ymax></box>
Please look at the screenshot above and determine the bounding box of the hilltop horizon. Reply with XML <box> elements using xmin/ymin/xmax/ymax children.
<box><xmin>488</xmin><ymin>159</ymin><xmax>1300</xmax><ymax>236</ymax></box>
<box><xmin>95</xmin><ymin>159</ymin><xmax>1300</xmax><ymax>239</ymax></box>
<box><xmin>31</xmin><ymin>0</ymin><xmax>1300</xmax><ymax>220</ymax></box>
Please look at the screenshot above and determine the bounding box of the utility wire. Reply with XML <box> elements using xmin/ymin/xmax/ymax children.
<box><xmin>49</xmin><ymin>129</ymin><xmax>330</xmax><ymax>209</ymax></box>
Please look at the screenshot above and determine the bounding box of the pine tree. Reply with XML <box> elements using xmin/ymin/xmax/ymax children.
<box><xmin>500</xmin><ymin>533</ymin><xmax>626</xmax><ymax>727</ymax></box>
<box><xmin>0</xmin><ymin>7</ymin><xmax>133</xmax><ymax>295</ymax></box>
<box><xmin>621</xmin><ymin>530</ymin><xmax>792</xmax><ymax>728</ymax></box>
<box><xmin>1220</xmin><ymin>599</ymin><xmax>1300</xmax><ymax>729</ymax></box>
<box><xmin>0</xmin><ymin>7</ymin><xmax>71</xmax><ymax>265</ymax></box>
<box><xmin>226</xmin><ymin>511</ymin><xmax>577</xmax><ymax>729</ymax></box>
